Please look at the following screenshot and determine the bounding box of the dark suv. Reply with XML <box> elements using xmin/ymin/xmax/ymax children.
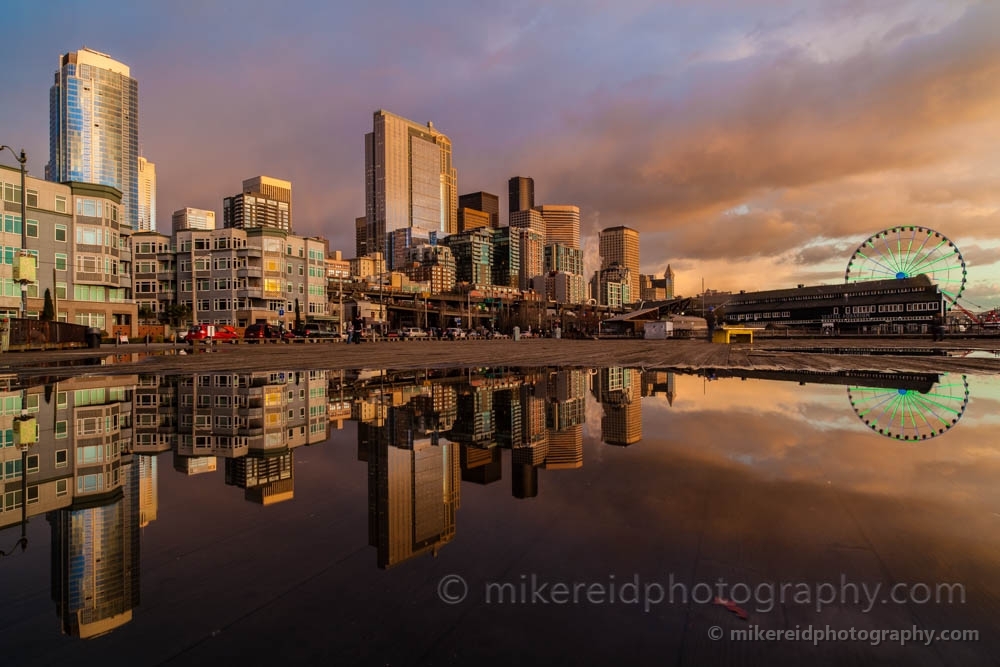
<box><xmin>293</xmin><ymin>323</ymin><xmax>340</xmax><ymax>340</ymax></box>
<box><xmin>244</xmin><ymin>323</ymin><xmax>293</xmax><ymax>342</ymax></box>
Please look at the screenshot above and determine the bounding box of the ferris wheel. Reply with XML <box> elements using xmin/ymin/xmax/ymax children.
<box><xmin>848</xmin><ymin>374</ymin><xmax>969</xmax><ymax>441</ymax></box>
<box><xmin>845</xmin><ymin>227</ymin><xmax>966</xmax><ymax>308</ymax></box>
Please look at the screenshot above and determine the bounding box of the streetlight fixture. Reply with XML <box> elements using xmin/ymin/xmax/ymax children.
<box><xmin>0</xmin><ymin>146</ymin><xmax>31</xmax><ymax>318</ymax></box>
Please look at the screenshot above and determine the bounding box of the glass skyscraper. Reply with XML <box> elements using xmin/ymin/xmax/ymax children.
<box><xmin>47</xmin><ymin>48</ymin><xmax>139</xmax><ymax>229</ymax></box>
<box><xmin>365</xmin><ymin>110</ymin><xmax>457</xmax><ymax>270</ymax></box>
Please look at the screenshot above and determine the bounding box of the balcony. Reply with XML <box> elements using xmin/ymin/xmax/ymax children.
<box><xmin>237</xmin><ymin>247</ymin><xmax>263</xmax><ymax>258</ymax></box>
<box><xmin>237</xmin><ymin>267</ymin><xmax>263</xmax><ymax>278</ymax></box>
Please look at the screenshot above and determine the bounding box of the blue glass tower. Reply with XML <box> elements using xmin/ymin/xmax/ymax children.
<box><xmin>47</xmin><ymin>48</ymin><xmax>139</xmax><ymax>229</ymax></box>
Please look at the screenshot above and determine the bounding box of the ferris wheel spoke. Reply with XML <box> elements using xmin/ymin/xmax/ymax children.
<box><xmin>906</xmin><ymin>249</ymin><xmax>959</xmax><ymax>276</ymax></box>
<box><xmin>867</xmin><ymin>240</ymin><xmax>905</xmax><ymax>275</ymax></box>
<box><xmin>898</xmin><ymin>230</ymin><xmax>936</xmax><ymax>276</ymax></box>
<box><xmin>853</xmin><ymin>251</ymin><xmax>898</xmax><ymax>277</ymax></box>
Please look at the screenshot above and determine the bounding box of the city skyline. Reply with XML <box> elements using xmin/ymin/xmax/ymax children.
<box><xmin>2</xmin><ymin>2</ymin><xmax>998</xmax><ymax>304</ymax></box>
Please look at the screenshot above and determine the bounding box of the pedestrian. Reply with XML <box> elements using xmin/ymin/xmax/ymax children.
<box><xmin>705</xmin><ymin>307</ymin><xmax>716</xmax><ymax>342</ymax></box>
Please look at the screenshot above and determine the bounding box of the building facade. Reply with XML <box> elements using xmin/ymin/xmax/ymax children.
<box><xmin>47</xmin><ymin>48</ymin><xmax>139</xmax><ymax>230</ymax></box>
<box><xmin>0</xmin><ymin>165</ymin><xmax>136</xmax><ymax>330</ymax></box>
<box><xmin>458</xmin><ymin>191</ymin><xmax>499</xmax><ymax>229</ymax></box>
<box><xmin>599</xmin><ymin>226</ymin><xmax>639</xmax><ymax>302</ymax></box>
<box><xmin>137</xmin><ymin>157</ymin><xmax>155</xmax><ymax>232</ymax></box>
<box><xmin>171</xmin><ymin>207</ymin><xmax>216</xmax><ymax>232</ymax></box>
<box><xmin>508</xmin><ymin>176</ymin><xmax>534</xmax><ymax>216</ymax></box>
<box><xmin>537</xmin><ymin>205</ymin><xmax>580</xmax><ymax>250</ymax></box>
<box><xmin>365</xmin><ymin>110</ymin><xmax>457</xmax><ymax>270</ymax></box>
<box><xmin>222</xmin><ymin>177</ymin><xmax>292</xmax><ymax>233</ymax></box>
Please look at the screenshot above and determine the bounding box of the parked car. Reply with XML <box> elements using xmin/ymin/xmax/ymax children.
<box><xmin>444</xmin><ymin>327</ymin><xmax>467</xmax><ymax>340</ymax></box>
<box><xmin>400</xmin><ymin>327</ymin><xmax>429</xmax><ymax>339</ymax></box>
<box><xmin>187</xmin><ymin>324</ymin><xmax>240</xmax><ymax>343</ymax></box>
<box><xmin>293</xmin><ymin>323</ymin><xmax>341</xmax><ymax>340</ymax></box>
<box><xmin>244</xmin><ymin>323</ymin><xmax>294</xmax><ymax>342</ymax></box>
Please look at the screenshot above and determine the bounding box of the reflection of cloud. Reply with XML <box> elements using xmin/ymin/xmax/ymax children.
<box><xmin>642</xmin><ymin>374</ymin><xmax>1000</xmax><ymax>507</ymax></box>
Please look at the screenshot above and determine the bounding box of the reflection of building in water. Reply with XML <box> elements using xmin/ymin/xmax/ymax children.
<box><xmin>175</xmin><ymin>370</ymin><xmax>328</xmax><ymax>459</ymax></box>
<box><xmin>49</xmin><ymin>456</ymin><xmax>140</xmax><ymax>639</ymax></box>
<box><xmin>225</xmin><ymin>451</ymin><xmax>294</xmax><ymax>505</ymax></box>
<box><xmin>642</xmin><ymin>371</ymin><xmax>676</xmax><ymax>406</ymax></box>
<box><xmin>365</xmin><ymin>394</ymin><xmax>461</xmax><ymax>568</ymax></box>
<box><xmin>172</xmin><ymin>454</ymin><xmax>217</xmax><ymax>475</ymax></box>
<box><xmin>451</xmin><ymin>384</ymin><xmax>495</xmax><ymax>447</ymax></box>
<box><xmin>460</xmin><ymin>445</ymin><xmax>502</xmax><ymax>485</ymax></box>
<box><xmin>594</xmin><ymin>368</ymin><xmax>642</xmax><ymax>446</ymax></box>
<box><xmin>543</xmin><ymin>370</ymin><xmax>585</xmax><ymax>469</ymax></box>
<box><xmin>133</xmin><ymin>375</ymin><xmax>177</xmax><ymax>454</ymax></box>
<box><xmin>138</xmin><ymin>455</ymin><xmax>158</xmax><ymax>527</ymax></box>
<box><xmin>169</xmin><ymin>370</ymin><xmax>328</xmax><ymax>503</ymax></box>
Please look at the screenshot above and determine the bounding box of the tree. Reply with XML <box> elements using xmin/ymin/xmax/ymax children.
<box><xmin>41</xmin><ymin>288</ymin><xmax>55</xmax><ymax>321</ymax></box>
<box><xmin>138</xmin><ymin>304</ymin><xmax>155</xmax><ymax>325</ymax></box>
<box><xmin>162</xmin><ymin>303</ymin><xmax>191</xmax><ymax>327</ymax></box>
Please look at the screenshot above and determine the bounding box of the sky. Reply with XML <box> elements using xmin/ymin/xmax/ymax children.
<box><xmin>4</xmin><ymin>0</ymin><xmax>999</xmax><ymax>306</ymax></box>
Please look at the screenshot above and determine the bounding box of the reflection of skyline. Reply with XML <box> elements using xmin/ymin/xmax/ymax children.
<box><xmin>2</xmin><ymin>364</ymin><xmax>976</xmax><ymax>643</ymax></box>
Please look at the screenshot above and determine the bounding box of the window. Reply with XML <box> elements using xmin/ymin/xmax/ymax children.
<box><xmin>55</xmin><ymin>253</ymin><xmax>67</xmax><ymax>271</ymax></box>
<box><xmin>54</xmin><ymin>224</ymin><xmax>67</xmax><ymax>242</ymax></box>
<box><xmin>26</xmin><ymin>454</ymin><xmax>39</xmax><ymax>473</ymax></box>
<box><xmin>55</xmin><ymin>195</ymin><xmax>67</xmax><ymax>213</ymax></box>
<box><xmin>26</xmin><ymin>220</ymin><xmax>37</xmax><ymax>238</ymax></box>
<box><xmin>56</xmin><ymin>479</ymin><xmax>67</xmax><ymax>496</ymax></box>
<box><xmin>26</xmin><ymin>189</ymin><xmax>38</xmax><ymax>207</ymax></box>
<box><xmin>26</xmin><ymin>486</ymin><xmax>38</xmax><ymax>504</ymax></box>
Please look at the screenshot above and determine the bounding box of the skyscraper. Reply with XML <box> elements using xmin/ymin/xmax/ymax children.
<box><xmin>223</xmin><ymin>175</ymin><xmax>292</xmax><ymax>232</ymax></box>
<box><xmin>137</xmin><ymin>157</ymin><xmax>156</xmax><ymax>231</ymax></box>
<box><xmin>365</xmin><ymin>110</ymin><xmax>457</xmax><ymax>269</ymax></box>
<box><xmin>458</xmin><ymin>191</ymin><xmax>499</xmax><ymax>229</ymax></box>
<box><xmin>171</xmin><ymin>207</ymin><xmax>216</xmax><ymax>232</ymax></box>
<box><xmin>599</xmin><ymin>225</ymin><xmax>639</xmax><ymax>302</ymax></box>
<box><xmin>536</xmin><ymin>205</ymin><xmax>581</xmax><ymax>250</ymax></box>
<box><xmin>508</xmin><ymin>176</ymin><xmax>534</xmax><ymax>216</ymax></box>
<box><xmin>48</xmin><ymin>48</ymin><xmax>139</xmax><ymax>228</ymax></box>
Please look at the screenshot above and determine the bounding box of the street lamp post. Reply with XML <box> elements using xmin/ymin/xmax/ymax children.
<box><xmin>2</xmin><ymin>390</ymin><xmax>36</xmax><ymax>558</ymax></box>
<box><xmin>0</xmin><ymin>146</ymin><xmax>29</xmax><ymax>318</ymax></box>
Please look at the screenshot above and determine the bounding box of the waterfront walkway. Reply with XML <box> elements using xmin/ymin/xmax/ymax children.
<box><xmin>2</xmin><ymin>337</ymin><xmax>999</xmax><ymax>381</ymax></box>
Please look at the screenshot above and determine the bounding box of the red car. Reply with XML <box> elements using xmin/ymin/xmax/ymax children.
<box><xmin>187</xmin><ymin>324</ymin><xmax>241</xmax><ymax>343</ymax></box>
<box><xmin>243</xmin><ymin>323</ymin><xmax>295</xmax><ymax>342</ymax></box>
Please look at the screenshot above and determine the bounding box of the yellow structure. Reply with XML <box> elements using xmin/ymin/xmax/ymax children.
<box><xmin>712</xmin><ymin>327</ymin><xmax>754</xmax><ymax>344</ymax></box>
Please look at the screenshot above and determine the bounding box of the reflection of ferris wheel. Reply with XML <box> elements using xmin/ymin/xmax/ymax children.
<box><xmin>848</xmin><ymin>375</ymin><xmax>969</xmax><ymax>441</ymax></box>
<box><xmin>845</xmin><ymin>227</ymin><xmax>966</xmax><ymax>308</ymax></box>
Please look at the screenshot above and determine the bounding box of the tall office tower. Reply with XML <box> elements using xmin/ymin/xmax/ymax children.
<box><xmin>48</xmin><ymin>48</ymin><xmax>139</xmax><ymax>229</ymax></box>
<box><xmin>171</xmin><ymin>207</ymin><xmax>216</xmax><ymax>232</ymax></box>
<box><xmin>459</xmin><ymin>191</ymin><xmax>499</xmax><ymax>228</ymax></box>
<box><xmin>509</xmin><ymin>208</ymin><xmax>546</xmax><ymax>235</ymax></box>
<box><xmin>365</xmin><ymin>110</ymin><xmax>457</xmax><ymax>270</ymax></box>
<box><xmin>355</xmin><ymin>216</ymin><xmax>368</xmax><ymax>257</ymax></box>
<box><xmin>137</xmin><ymin>157</ymin><xmax>156</xmax><ymax>231</ymax></box>
<box><xmin>536</xmin><ymin>205</ymin><xmax>581</xmax><ymax>249</ymax></box>
<box><xmin>458</xmin><ymin>207</ymin><xmax>491</xmax><ymax>232</ymax></box>
<box><xmin>599</xmin><ymin>225</ymin><xmax>639</xmax><ymax>303</ymax></box>
<box><xmin>508</xmin><ymin>176</ymin><xmax>534</xmax><ymax>215</ymax></box>
<box><xmin>223</xmin><ymin>175</ymin><xmax>292</xmax><ymax>232</ymax></box>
